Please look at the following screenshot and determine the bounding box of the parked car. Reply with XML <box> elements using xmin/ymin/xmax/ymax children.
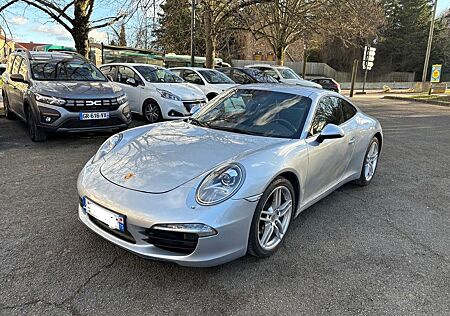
<box><xmin>218</xmin><ymin>67</ymin><xmax>278</xmax><ymax>84</ymax></box>
<box><xmin>77</xmin><ymin>84</ymin><xmax>383</xmax><ymax>267</ymax></box>
<box><xmin>100</xmin><ymin>63</ymin><xmax>207</xmax><ymax>123</ymax></box>
<box><xmin>246</xmin><ymin>64</ymin><xmax>322</xmax><ymax>89</ymax></box>
<box><xmin>1</xmin><ymin>51</ymin><xmax>130</xmax><ymax>142</ymax></box>
<box><xmin>311</xmin><ymin>77</ymin><xmax>341</xmax><ymax>93</ymax></box>
<box><xmin>0</xmin><ymin>64</ymin><xmax>7</xmax><ymax>87</ymax></box>
<box><xmin>170</xmin><ymin>67</ymin><xmax>237</xmax><ymax>100</ymax></box>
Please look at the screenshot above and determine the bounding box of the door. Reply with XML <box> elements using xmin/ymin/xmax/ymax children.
<box><xmin>115</xmin><ymin>66</ymin><xmax>143</xmax><ymax>114</ymax></box>
<box><xmin>303</xmin><ymin>96</ymin><xmax>354</xmax><ymax>201</ymax></box>
<box><xmin>6</xmin><ymin>56</ymin><xmax>23</xmax><ymax>115</ymax></box>
<box><xmin>339</xmin><ymin>98</ymin><xmax>360</xmax><ymax>178</ymax></box>
<box><xmin>15</xmin><ymin>57</ymin><xmax>29</xmax><ymax>118</ymax></box>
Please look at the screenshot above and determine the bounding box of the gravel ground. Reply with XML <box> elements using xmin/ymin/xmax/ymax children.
<box><xmin>0</xmin><ymin>95</ymin><xmax>449</xmax><ymax>316</ymax></box>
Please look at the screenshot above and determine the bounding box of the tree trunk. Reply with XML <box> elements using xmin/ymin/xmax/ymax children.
<box><xmin>204</xmin><ymin>11</ymin><xmax>216</xmax><ymax>69</ymax></box>
<box><xmin>276</xmin><ymin>45</ymin><xmax>286</xmax><ymax>66</ymax></box>
<box><xmin>73</xmin><ymin>0</ymin><xmax>91</xmax><ymax>57</ymax></box>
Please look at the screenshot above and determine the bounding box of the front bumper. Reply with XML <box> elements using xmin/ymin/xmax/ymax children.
<box><xmin>77</xmin><ymin>164</ymin><xmax>257</xmax><ymax>267</ymax></box>
<box><xmin>160</xmin><ymin>99</ymin><xmax>206</xmax><ymax>120</ymax></box>
<box><xmin>36</xmin><ymin>101</ymin><xmax>131</xmax><ymax>133</ymax></box>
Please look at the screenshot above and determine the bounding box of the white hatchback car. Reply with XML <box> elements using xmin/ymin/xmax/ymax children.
<box><xmin>246</xmin><ymin>64</ymin><xmax>322</xmax><ymax>89</ymax></box>
<box><xmin>170</xmin><ymin>67</ymin><xmax>237</xmax><ymax>101</ymax></box>
<box><xmin>100</xmin><ymin>63</ymin><xmax>207</xmax><ymax>123</ymax></box>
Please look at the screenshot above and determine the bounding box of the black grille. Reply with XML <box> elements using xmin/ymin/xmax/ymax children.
<box><xmin>183</xmin><ymin>101</ymin><xmax>204</xmax><ymax>112</ymax></box>
<box><xmin>59</xmin><ymin>117</ymin><xmax>124</xmax><ymax>129</ymax></box>
<box><xmin>142</xmin><ymin>228</ymin><xmax>199</xmax><ymax>254</ymax></box>
<box><xmin>63</xmin><ymin>98</ymin><xmax>120</xmax><ymax>112</ymax></box>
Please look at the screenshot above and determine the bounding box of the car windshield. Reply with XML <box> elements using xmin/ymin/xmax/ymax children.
<box><xmin>279</xmin><ymin>68</ymin><xmax>301</xmax><ymax>80</ymax></box>
<box><xmin>244</xmin><ymin>68</ymin><xmax>278</xmax><ymax>83</ymax></box>
<box><xmin>30</xmin><ymin>58</ymin><xmax>106</xmax><ymax>81</ymax></box>
<box><xmin>134</xmin><ymin>66</ymin><xmax>183</xmax><ymax>83</ymax></box>
<box><xmin>192</xmin><ymin>89</ymin><xmax>312</xmax><ymax>139</ymax></box>
<box><xmin>198</xmin><ymin>69</ymin><xmax>234</xmax><ymax>84</ymax></box>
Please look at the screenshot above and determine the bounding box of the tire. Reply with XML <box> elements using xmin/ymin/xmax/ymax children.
<box><xmin>3</xmin><ymin>93</ymin><xmax>16</xmax><ymax>120</ymax></box>
<box><xmin>354</xmin><ymin>137</ymin><xmax>380</xmax><ymax>186</ymax></box>
<box><xmin>142</xmin><ymin>100</ymin><xmax>162</xmax><ymax>124</ymax></box>
<box><xmin>26</xmin><ymin>108</ymin><xmax>47</xmax><ymax>142</ymax></box>
<box><xmin>247</xmin><ymin>177</ymin><xmax>295</xmax><ymax>258</ymax></box>
<box><xmin>206</xmin><ymin>93</ymin><xmax>217</xmax><ymax>101</ymax></box>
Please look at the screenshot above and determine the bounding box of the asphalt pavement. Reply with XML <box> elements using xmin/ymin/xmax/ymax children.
<box><xmin>0</xmin><ymin>95</ymin><xmax>449</xmax><ymax>315</ymax></box>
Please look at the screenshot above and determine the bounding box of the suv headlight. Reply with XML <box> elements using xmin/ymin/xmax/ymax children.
<box><xmin>196</xmin><ymin>163</ymin><xmax>245</xmax><ymax>205</ymax></box>
<box><xmin>117</xmin><ymin>93</ymin><xmax>128</xmax><ymax>105</ymax></box>
<box><xmin>157</xmin><ymin>89</ymin><xmax>181</xmax><ymax>101</ymax></box>
<box><xmin>92</xmin><ymin>133</ymin><xmax>123</xmax><ymax>163</ymax></box>
<box><xmin>35</xmin><ymin>93</ymin><xmax>66</xmax><ymax>106</ymax></box>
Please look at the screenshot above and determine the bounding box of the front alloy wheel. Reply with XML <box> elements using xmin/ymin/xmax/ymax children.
<box><xmin>355</xmin><ymin>137</ymin><xmax>380</xmax><ymax>186</ymax></box>
<box><xmin>27</xmin><ymin>109</ymin><xmax>47</xmax><ymax>142</ymax></box>
<box><xmin>248</xmin><ymin>177</ymin><xmax>295</xmax><ymax>257</ymax></box>
<box><xmin>143</xmin><ymin>101</ymin><xmax>162</xmax><ymax>123</ymax></box>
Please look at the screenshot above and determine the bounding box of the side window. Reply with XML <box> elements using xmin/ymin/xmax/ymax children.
<box><xmin>341</xmin><ymin>99</ymin><xmax>357</xmax><ymax>121</ymax></box>
<box><xmin>262</xmin><ymin>69</ymin><xmax>279</xmax><ymax>80</ymax></box>
<box><xmin>11</xmin><ymin>56</ymin><xmax>22</xmax><ymax>74</ymax></box>
<box><xmin>183</xmin><ymin>70</ymin><xmax>202</xmax><ymax>84</ymax></box>
<box><xmin>7</xmin><ymin>55</ymin><xmax>16</xmax><ymax>73</ymax></box>
<box><xmin>117</xmin><ymin>66</ymin><xmax>141</xmax><ymax>85</ymax></box>
<box><xmin>170</xmin><ymin>69</ymin><xmax>182</xmax><ymax>76</ymax></box>
<box><xmin>100</xmin><ymin>65</ymin><xmax>117</xmax><ymax>80</ymax></box>
<box><xmin>18</xmin><ymin>58</ymin><xmax>28</xmax><ymax>78</ymax></box>
<box><xmin>310</xmin><ymin>96</ymin><xmax>344</xmax><ymax>135</ymax></box>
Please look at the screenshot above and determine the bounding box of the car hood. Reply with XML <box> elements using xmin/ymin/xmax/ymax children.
<box><xmin>151</xmin><ymin>83</ymin><xmax>205</xmax><ymax>101</ymax></box>
<box><xmin>33</xmin><ymin>81</ymin><xmax>122</xmax><ymax>99</ymax></box>
<box><xmin>100</xmin><ymin>121</ymin><xmax>286</xmax><ymax>193</ymax></box>
<box><xmin>281</xmin><ymin>78</ymin><xmax>322</xmax><ymax>88</ymax></box>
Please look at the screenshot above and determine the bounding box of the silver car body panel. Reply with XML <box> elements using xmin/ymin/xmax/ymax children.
<box><xmin>77</xmin><ymin>84</ymin><xmax>382</xmax><ymax>267</ymax></box>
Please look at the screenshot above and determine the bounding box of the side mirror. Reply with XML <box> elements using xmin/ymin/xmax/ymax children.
<box><xmin>316</xmin><ymin>124</ymin><xmax>344</xmax><ymax>143</ymax></box>
<box><xmin>126</xmin><ymin>78</ymin><xmax>137</xmax><ymax>86</ymax></box>
<box><xmin>190</xmin><ymin>105</ymin><xmax>201</xmax><ymax>115</ymax></box>
<box><xmin>10</xmin><ymin>73</ymin><xmax>27</xmax><ymax>83</ymax></box>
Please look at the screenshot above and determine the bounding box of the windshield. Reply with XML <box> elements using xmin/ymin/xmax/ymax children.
<box><xmin>198</xmin><ymin>69</ymin><xmax>234</xmax><ymax>84</ymax></box>
<box><xmin>192</xmin><ymin>89</ymin><xmax>312</xmax><ymax>139</ymax></box>
<box><xmin>244</xmin><ymin>68</ymin><xmax>278</xmax><ymax>83</ymax></box>
<box><xmin>134</xmin><ymin>66</ymin><xmax>183</xmax><ymax>83</ymax></box>
<box><xmin>31</xmin><ymin>58</ymin><xmax>106</xmax><ymax>81</ymax></box>
<box><xmin>279</xmin><ymin>68</ymin><xmax>301</xmax><ymax>80</ymax></box>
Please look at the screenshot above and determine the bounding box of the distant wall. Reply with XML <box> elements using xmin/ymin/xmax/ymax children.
<box><xmin>231</xmin><ymin>59</ymin><xmax>415</xmax><ymax>84</ymax></box>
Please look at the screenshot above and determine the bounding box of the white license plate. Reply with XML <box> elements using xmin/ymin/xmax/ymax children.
<box><xmin>79</xmin><ymin>112</ymin><xmax>109</xmax><ymax>120</ymax></box>
<box><xmin>83</xmin><ymin>198</ymin><xmax>125</xmax><ymax>232</ymax></box>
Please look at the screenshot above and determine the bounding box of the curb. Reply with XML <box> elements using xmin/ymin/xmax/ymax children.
<box><xmin>383</xmin><ymin>95</ymin><xmax>450</xmax><ymax>107</ymax></box>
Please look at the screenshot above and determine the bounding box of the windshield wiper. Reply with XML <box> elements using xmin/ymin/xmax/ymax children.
<box><xmin>188</xmin><ymin>117</ymin><xmax>209</xmax><ymax>127</ymax></box>
<box><xmin>209</xmin><ymin>126</ymin><xmax>263</xmax><ymax>136</ymax></box>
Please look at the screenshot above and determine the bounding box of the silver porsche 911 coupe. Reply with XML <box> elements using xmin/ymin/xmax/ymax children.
<box><xmin>77</xmin><ymin>84</ymin><xmax>382</xmax><ymax>267</ymax></box>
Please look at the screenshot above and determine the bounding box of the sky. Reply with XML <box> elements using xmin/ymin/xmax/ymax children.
<box><xmin>1</xmin><ymin>1</ymin><xmax>449</xmax><ymax>47</ymax></box>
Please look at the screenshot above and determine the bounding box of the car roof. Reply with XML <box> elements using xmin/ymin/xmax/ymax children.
<box><xmin>100</xmin><ymin>63</ymin><xmax>160</xmax><ymax>68</ymax></box>
<box><xmin>21</xmin><ymin>51</ymin><xmax>85</xmax><ymax>61</ymax></box>
<box><xmin>235</xmin><ymin>83</ymin><xmax>333</xmax><ymax>98</ymax></box>
<box><xmin>170</xmin><ymin>67</ymin><xmax>220</xmax><ymax>72</ymax></box>
<box><xmin>246</xmin><ymin>64</ymin><xmax>289</xmax><ymax>69</ymax></box>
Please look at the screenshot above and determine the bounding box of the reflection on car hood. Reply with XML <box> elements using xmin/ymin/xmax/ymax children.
<box><xmin>33</xmin><ymin>81</ymin><xmax>122</xmax><ymax>99</ymax></box>
<box><xmin>100</xmin><ymin>121</ymin><xmax>286</xmax><ymax>193</ymax></box>
<box><xmin>151</xmin><ymin>83</ymin><xmax>205</xmax><ymax>101</ymax></box>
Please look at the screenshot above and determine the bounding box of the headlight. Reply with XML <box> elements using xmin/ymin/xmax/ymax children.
<box><xmin>157</xmin><ymin>89</ymin><xmax>181</xmax><ymax>101</ymax></box>
<box><xmin>35</xmin><ymin>93</ymin><xmax>66</xmax><ymax>106</ymax></box>
<box><xmin>122</xmin><ymin>104</ymin><xmax>131</xmax><ymax>119</ymax></box>
<box><xmin>196</xmin><ymin>163</ymin><xmax>245</xmax><ymax>205</ymax></box>
<box><xmin>117</xmin><ymin>93</ymin><xmax>128</xmax><ymax>105</ymax></box>
<box><xmin>92</xmin><ymin>133</ymin><xmax>123</xmax><ymax>163</ymax></box>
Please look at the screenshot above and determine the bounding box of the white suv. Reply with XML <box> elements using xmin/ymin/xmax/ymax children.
<box><xmin>100</xmin><ymin>63</ymin><xmax>207</xmax><ymax>123</ymax></box>
<box><xmin>170</xmin><ymin>67</ymin><xmax>237</xmax><ymax>101</ymax></box>
<box><xmin>246</xmin><ymin>64</ymin><xmax>322</xmax><ymax>89</ymax></box>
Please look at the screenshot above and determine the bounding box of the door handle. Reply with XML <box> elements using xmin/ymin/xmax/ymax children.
<box><xmin>348</xmin><ymin>137</ymin><xmax>356</xmax><ymax>144</ymax></box>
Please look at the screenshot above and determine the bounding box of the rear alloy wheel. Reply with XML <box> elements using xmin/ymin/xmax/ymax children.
<box><xmin>26</xmin><ymin>109</ymin><xmax>47</xmax><ymax>142</ymax></box>
<box><xmin>248</xmin><ymin>177</ymin><xmax>295</xmax><ymax>257</ymax></box>
<box><xmin>3</xmin><ymin>93</ymin><xmax>16</xmax><ymax>120</ymax></box>
<box><xmin>143</xmin><ymin>101</ymin><xmax>162</xmax><ymax>123</ymax></box>
<box><xmin>355</xmin><ymin>137</ymin><xmax>379</xmax><ymax>186</ymax></box>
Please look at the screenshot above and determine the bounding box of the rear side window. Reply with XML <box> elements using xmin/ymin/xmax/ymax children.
<box><xmin>341</xmin><ymin>99</ymin><xmax>357</xmax><ymax>121</ymax></box>
<box><xmin>18</xmin><ymin>58</ymin><xmax>28</xmax><ymax>78</ymax></box>
<box><xmin>11</xmin><ymin>56</ymin><xmax>22</xmax><ymax>74</ymax></box>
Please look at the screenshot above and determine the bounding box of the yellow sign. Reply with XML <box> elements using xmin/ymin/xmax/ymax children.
<box><xmin>430</xmin><ymin>64</ymin><xmax>442</xmax><ymax>83</ymax></box>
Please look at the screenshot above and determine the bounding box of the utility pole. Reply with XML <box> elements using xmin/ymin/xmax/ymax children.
<box><xmin>302</xmin><ymin>44</ymin><xmax>307</xmax><ymax>78</ymax></box>
<box><xmin>421</xmin><ymin>0</ymin><xmax>438</xmax><ymax>84</ymax></box>
<box><xmin>190</xmin><ymin>0</ymin><xmax>196</xmax><ymax>67</ymax></box>
<box><xmin>350</xmin><ymin>59</ymin><xmax>358</xmax><ymax>98</ymax></box>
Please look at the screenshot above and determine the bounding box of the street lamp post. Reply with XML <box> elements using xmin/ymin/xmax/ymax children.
<box><xmin>421</xmin><ymin>0</ymin><xmax>438</xmax><ymax>85</ymax></box>
<box><xmin>190</xmin><ymin>0</ymin><xmax>196</xmax><ymax>67</ymax></box>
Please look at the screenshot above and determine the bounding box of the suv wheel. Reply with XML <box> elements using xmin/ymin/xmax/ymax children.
<box><xmin>26</xmin><ymin>108</ymin><xmax>47</xmax><ymax>142</ymax></box>
<box><xmin>3</xmin><ymin>93</ymin><xmax>16</xmax><ymax>120</ymax></box>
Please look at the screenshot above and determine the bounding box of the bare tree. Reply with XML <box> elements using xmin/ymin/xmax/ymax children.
<box><xmin>238</xmin><ymin>0</ymin><xmax>385</xmax><ymax>65</ymax></box>
<box><xmin>0</xmin><ymin>0</ymin><xmax>127</xmax><ymax>56</ymax></box>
